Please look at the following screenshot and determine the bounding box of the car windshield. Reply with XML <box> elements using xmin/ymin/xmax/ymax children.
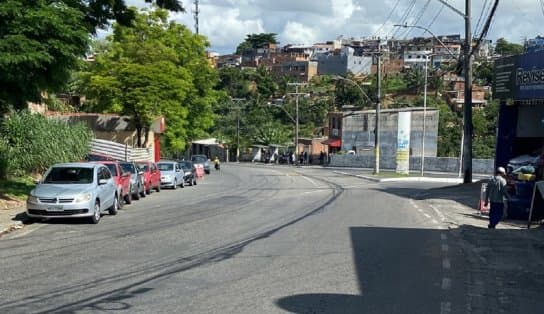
<box><xmin>192</xmin><ymin>156</ymin><xmax>207</xmax><ymax>163</ymax></box>
<box><xmin>158</xmin><ymin>163</ymin><xmax>174</xmax><ymax>171</ymax></box>
<box><xmin>179</xmin><ymin>161</ymin><xmax>192</xmax><ymax>170</ymax></box>
<box><xmin>105</xmin><ymin>164</ymin><xmax>118</xmax><ymax>176</ymax></box>
<box><xmin>43</xmin><ymin>167</ymin><xmax>94</xmax><ymax>184</ymax></box>
<box><xmin>120</xmin><ymin>163</ymin><xmax>136</xmax><ymax>174</ymax></box>
<box><xmin>137</xmin><ymin>163</ymin><xmax>149</xmax><ymax>172</ymax></box>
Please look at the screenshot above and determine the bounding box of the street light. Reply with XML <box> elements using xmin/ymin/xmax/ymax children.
<box><xmin>394</xmin><ymin>23</ymin><xmax>466</xmax><ymax>179</ymax></box>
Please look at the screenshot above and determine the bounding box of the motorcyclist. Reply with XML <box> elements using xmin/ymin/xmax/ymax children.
<box><xmin>214</xmin><ymin>156</ymin><xmax>220</xmax><ymax>170</ymax></box>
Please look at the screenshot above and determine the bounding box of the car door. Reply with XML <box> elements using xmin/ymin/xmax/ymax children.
<box><xmin>175</xmin><ymin>163</ymin><xmax>183</xmax><ymax>182</ymax></box>
<box><xmin>98</xmin><ymin>167</ymin><xmax>114</xmax><ymax>208</ymax></box>
<box><xmin>151</xmin><ymin>163</ymin><xmax>160</xmax><ymax>186</ymax></box>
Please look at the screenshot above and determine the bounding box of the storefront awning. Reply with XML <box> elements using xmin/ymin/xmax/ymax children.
<box><xmin>322</xmin><ymin>138</ymin><xmax>341</xmax><ymax>148</ymax></box>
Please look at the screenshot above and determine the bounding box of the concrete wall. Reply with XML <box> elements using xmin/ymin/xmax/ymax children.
<box><xmin>329</xmin><ymin>154</ymin><xmax>494</xmax><ymax>174</ymax></box>
<box><xmin>342</xmin><ymin>109</ymin><xmax>439</xmax><ymax>158</ymax></box>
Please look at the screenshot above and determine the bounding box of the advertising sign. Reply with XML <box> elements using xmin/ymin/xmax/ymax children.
<box><xmin>516</xmin><ymin>51</ymin><xmax>544</xmax><ymax>100</ymax></box>
<box><xmin>396</xmin><ymin>112</ymin><xmax>411</xmax><ymax>174</ymax></box>
<box><xmin>493</xmin><ymin>56</ymin><xmax>517</xmax><ymax>100</ymax></box>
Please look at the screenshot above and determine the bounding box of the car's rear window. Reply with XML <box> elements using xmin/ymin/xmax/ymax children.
<box><xmin>179</xmin><ymin>161</ymin><xmax>193</xmax><ymax>169</ymax></box>
<box><xmin>158</xmin><ymin>163</ymin><xmax>174</xmax><ymax>171</ymax></box>
<box><xmin>44</xmin><ymin>167</ymin><xmax>94</xmax><ymax>184</ymax></box>
<box><xmin>105</xmin><ymin>164</ymin><xmax>118</xmax><ymax>176</ymax></box>
<box><xmin>191</xmin><ymin>156</ymin><xmax>207</xmax><ymax>163</ymax></box>
<box><xmin>120</xmin><ymin>163</ymin><xmax>136</xmax><ymax>174</ymax></box>
<box><xmin>137</xmin><ymin>163</ymin><xmax>149</xmax><ymax>172</ymax></box>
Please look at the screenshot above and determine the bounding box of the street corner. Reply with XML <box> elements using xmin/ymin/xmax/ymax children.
<box><xmin>0</xmin><ymin>202</ymin><xmax>28</xmax><ymax>237</ymax></box>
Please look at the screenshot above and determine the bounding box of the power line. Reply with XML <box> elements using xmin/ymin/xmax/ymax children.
<box><xmin>374</xmin><ymin>0</ymin><xmax>402</xmax><ymax>37</ymax></box>
<box><xmin>474</xmin><ymin>0</ymin><xmax>491</xmax><ymax>37</ymax></box>
<box><xmin>423</xmin><ymin>2</ymin><xmax>445</xmax><ymax>34</ymax></box>
<box><xmin>402</xmin><ymin>0</ymin><xmax>432</xmax><ymax>39</ymax></box>
<box><xmin>391</xmin><ymin>0</ymin><xmax>417</xmax><ymax>38</ymax></box>
<box><xmin>471</xmin><ymin>0</ymin><xmax>500</xmax><ymax>58</ymax></box>
<box><xmin>539</xmin><ymin>0</ymin><xmax>544</xmax><ymax>17</ymax></box>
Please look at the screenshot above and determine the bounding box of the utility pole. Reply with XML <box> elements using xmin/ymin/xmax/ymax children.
<box><xmin>193</xmin><ymin>0</ymin><xmax>200</xmax><ymax>35</ymax></box>
<box><xmin>287</xmin><ymin>83</ymin><xmax>308</xmax><ymax>161</ymax></box>
<box><xmin>375</xmin><ymin>38</ymin><xmax>382</xmax><ymax>175</ymax></box>
<box><xmin>231</xmin><ymin>98</ymin><xmax>246</xmax><ymax>162</ymax></box>
<box><xmin>462</xmin><ymin>0</ymin><xmax>473</xmax><ymax>183</ymax></box>
<box><xmin>435</xmin><ymin>0</ymin><xmax>473</xmax><ymax>183</ymax></box>
<box><xmin>421</xmin><ymin>54</ymin><xmax>429</xmax><ymax>176</ymax></box>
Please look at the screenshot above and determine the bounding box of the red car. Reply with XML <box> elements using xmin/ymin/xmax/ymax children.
<box><xmin>136</xmin><ymin>161</ymin><xmax>161</xmax><ymax>194</ymax></box>
<box><xmin>97</xmin><ymin>161</ymin><xmax>132</xmax><ymax>205</ymax></box>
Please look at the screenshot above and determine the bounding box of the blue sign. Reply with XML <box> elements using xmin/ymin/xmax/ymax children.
<box><xmin>515</xmin><ymin>51</ymin><xmax>544</xmax><ymax>100</ymax></box>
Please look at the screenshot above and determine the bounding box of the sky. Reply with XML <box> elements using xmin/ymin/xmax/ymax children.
<box><xmin>125</xmin><ymin>0</ymin><xmax>544</xmax><ymax>54</ymax></box>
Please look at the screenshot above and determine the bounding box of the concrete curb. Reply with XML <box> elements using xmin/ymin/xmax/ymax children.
<box><xmin>333</xmin><ymin>170</ymin><xmax>466</xmax><ymax>184</ymax></box>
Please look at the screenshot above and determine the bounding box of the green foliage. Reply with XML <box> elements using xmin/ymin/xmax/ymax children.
<box><xmin>474</xmin><ymin>61</ymin><xmax>494</xmax><ymax>86</ymax></box>
<box><xmin>235</xmin><ymin>33</ymin><xmax>278</xmax><ymax>54</ymax></box>
<box><xmin>472</xmin><ymin>101</ymin><xmax>498</xmax><ymax>158</ymax></box>
<box><xmin>0</xmin><ymin>111</ymin><xmax>92</xmax><ymax>176</ymax></box>
<box><xmin>82</xmin><ymin>8</ymin><xmax>219</xmax><ymax>152</ymax></box>
<box><xmin>0</xmin><ymin>0</ymin><xmax>90</xmax><ymax>113</ymax></box>
<box><xmin>44</xmin><ymin>95</ymin><xmax>75</xmax><ymax>113</ymax></box>
<box><xmin>437</xmin><ymin>103</ymin><xmax>462</xmax><ymax>157</ymax></box>
<box><xmin>495</xmin><ymin>38</ymin><xmax>524</xmax><ymax>56</ymax></box>
<box><xmin>0</xmin><ymin>175</ymin><xmax>35</xmax><ymax>200</ymax></box>
<box><xmin>404</xmin><ymin>68</ymin><xmax>425</xmax><ymax>94</ymax></box>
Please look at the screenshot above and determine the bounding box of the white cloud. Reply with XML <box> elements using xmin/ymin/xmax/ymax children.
<box><xmin>280</xmin><ymin>21</ymin><xmax>318</xmax><ymax>46</ymax></box>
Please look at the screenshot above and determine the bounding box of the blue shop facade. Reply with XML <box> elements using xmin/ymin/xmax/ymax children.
<box><xmin>494</xmin><ymin>50</ymin><xmax>544</xmax><ymax>219</ymax></box>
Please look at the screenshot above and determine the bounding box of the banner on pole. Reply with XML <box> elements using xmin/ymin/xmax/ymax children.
<box><xmin>396</xmin><ymin>111</ymin><xmax>411</xmax><ymax>174</ymax></box>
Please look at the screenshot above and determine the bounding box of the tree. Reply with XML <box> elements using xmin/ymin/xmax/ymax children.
<box><xmin>404</xmin><ymin>68</ymin><xmax>425</xmax><ymax>95</ymax></box>
<box><xmin>0</xmin><ymin>0</ymin><xmax>184</xmax><ymax>114</ymax></box>
<box><xmin>84</xmin><ymin>8</ymin><xmax>218</xmax><ymax>152</ymax></box>
<box><xmin>235</xmin><ymin>33</ymin><xmax>278</xmax><ymax>54</ymax></box>
<box><xmin>495</xmin><ymin>38</ymin><xmax>524</xmax><ymax>56</ymax></box>
<box><xmin>0</xmin><ymin>0</ymin><xmax>90</xmax><ymax>113</ymax></box>
<box><xmin>474</xmin><ymin>61</ymin><xmax>494</xmax><ymax>86</ymax></box>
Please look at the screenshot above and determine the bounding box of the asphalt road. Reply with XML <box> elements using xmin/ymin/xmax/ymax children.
<box><xmin>0</xmin><ymin>164</ymin><xmax>466</xmax><ymax>314</ymax></box>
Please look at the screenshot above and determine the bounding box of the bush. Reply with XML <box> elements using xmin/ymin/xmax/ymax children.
<box><xmin>0</xmin><ymin>139</ymin><xmax>10</xmax><ymax>179</ymax></box>
<box><xmin>0</xmin><ymin>111</ymin><xmax>92</xmax><ymax>176</ymax></box>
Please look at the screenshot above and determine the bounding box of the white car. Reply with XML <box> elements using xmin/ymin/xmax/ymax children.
<box><xmin>157</xmin><ymin>160</ymin><xmax>185</xmax><ymax>189</ymax></box>
<box><xmin>26</xmin><ymin>163</ymin><xmax>119</xmax><ymax>224</ymax></box>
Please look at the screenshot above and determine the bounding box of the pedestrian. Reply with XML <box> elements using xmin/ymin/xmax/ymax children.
<box><xmin>484</xmin><ymin>167</ymin><xmax>510</xmax><ymax>229</ymax></box>
<box><xmin>303</xmin><ymin>151</ymin><xmax>308</xmax><ymax>165</ymax></box>
<box><xmin>319</xmin><ymin>151</ymin><xmax>325</xmax><ymax>165</ymax></box>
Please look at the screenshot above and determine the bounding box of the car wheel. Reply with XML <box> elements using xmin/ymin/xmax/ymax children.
<box><xmin>145</xmin><ymin>182</ymin><xmax>151</xmax><ymax>195</ymax></box>
<box><xmin>90</xmin><ymin>201</ymin><xmax>101</xmax><ymax>224</ymax></box>
<box><xmin>155</xmin><ymin>183</ymin><xmax>161</xmax><ymax>192</ymax></box>
<box><xmin>133</xmin><ymin>185</ymin><xmax>140</xmax><ymax>200</ymax></box>
<box><xmin>180</xmin><ymin>180</ymin><xmax>184</xmax><ymax>188</ymax></box>
<box><xmin>125</xmin><ymin>190</ymin><xmax>132</xmax><ymax>204</ymax></box>
<box><xmin>109</xmin><ymin>194</ymin><xmax>119</xmax><ymax>215</ymax></box>
<box><xmin>205</xmin><ymin>170</ymin><xmax>210</xmax><ymax>174</ymax></box>
<box><xmin>173</xmin><ymin>179</ymin><xmax>178</xmax><ymax>190</ymax></box>
<box><xmin>140</xmin><ymin>184</ymin><xmax>146</xmax><ymax>198</ymax></box>
<box><xmin>193</xmin><ymin>179</ymin><xmax>197</xmax><ymax>186</ymax></box>
<box><xmin>117</xmin><ymin>193</ymin><xmax>124</xmax><ymax>209</ymax></box>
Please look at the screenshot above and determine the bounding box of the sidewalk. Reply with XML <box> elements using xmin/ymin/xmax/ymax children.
<box><xmin>0</xmin><ymin>200</ymin><xmax>26</xmax><ymax>237</ymax></box>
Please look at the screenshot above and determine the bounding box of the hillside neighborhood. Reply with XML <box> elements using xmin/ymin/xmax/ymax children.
<box><xmin>2</xmin><ymin>1</ymin><xmax>544</xmax><ymax>313</ymax></box>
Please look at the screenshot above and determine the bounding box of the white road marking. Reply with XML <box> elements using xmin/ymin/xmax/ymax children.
<box><xmin>441</xmin><ymin>234</ymin><xmax>447</xmax><ymax>241</ymax></box>
<box><xmin>417</xmin><ymin>208</ymin><xmax>424</xmax><ymax>213</ymax></box>
<box><xmin>442</xmin><ymin>244</ymin><xmax>449</xmax><ymax>252</ymax></box>
<box><xmin>442</xmin><ymin>258</ymin><xmax>451</xmax><ymax>269</ymax></box>
<box><xmin>300</xmin><ymin>175</ymin><xmax>319</xmax><ymax>187</ymax></box>
<box><xmin>424</xmin><ymin>213</ymin><xmax>432</xmax><ymax>219</ymax></box>
<box><xmin>440</xmin><ymin>302</ymin><xmax>451</xmax><ymax>314</ymax></box>
<box><xmin>442</xmin><ymin>278</ymin><xmax>452</xmax><ymax>290</ymax></box>
<box><xmin>430</xmin><ymin>204</ymin><xmax>447</xmax><ymax>222</ymax></box>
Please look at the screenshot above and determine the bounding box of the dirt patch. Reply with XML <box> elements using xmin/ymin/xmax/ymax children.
<box><xmin>0</xmin><ymin>198</ymin><xmax>24</xmax><ymax>210</ymax></box>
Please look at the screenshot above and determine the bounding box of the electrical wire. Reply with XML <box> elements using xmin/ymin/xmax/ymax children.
<box><xmin>423</xmin><ymin>2</ymin><xmax>445</xmax><ymax>34</ymax></box>
<box><xmin>374</xmin><ymin>0</ymin><xmax>402</xmax><ymax>37</ymax></box>
<box><xmin>471</xmin><ymin>0</ymin><xmax>499</xmax><ymax>57</ymax></box>
<box><xmin>401</xmin><ymin>0</ymin><xmax>432</xmax><ymax>39</ymax></box>
<box><xmin>539</xmin><ymin>0</ymin><xmax>544</xmax><ymax>18</ymax></box>
<box><xmin>474</xmin><ymin>0</ymin><xmax>490</xmax><ymax>37</ymax></box>
<box><xmin>390</xmin><ymin>0</ymin><xmax>417</xmax><ymax>38</ymax></box>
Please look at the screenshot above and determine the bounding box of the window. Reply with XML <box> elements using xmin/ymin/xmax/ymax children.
<box><xmin>102</xmin><ymin>167</ymin><xmax>111</xmax><ymax>179</ymax></box>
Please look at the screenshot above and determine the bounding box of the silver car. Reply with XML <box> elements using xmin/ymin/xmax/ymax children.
<box><xmin>157</xmin><ymin>160</ymin><xmax>184</xmax><ymax>189</ymax></box>
<box><xmin>26</xmin><ymin>163</ymin><xmax>119</xmax><ymax>224</ymax></box>
<box><xmin>119</xmin><ymin>161</ymin><xmax>145</xmax><ymax>200</ymax></box>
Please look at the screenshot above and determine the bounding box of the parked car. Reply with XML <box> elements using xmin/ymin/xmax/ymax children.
<box><xmin>120</xmin><ymin>161</ymin><xmax>145</xmax><ymax>200</ymax></box>
<box><xmin>136</xmin><ymin>161</ymin><xmax>161</xmax><ymax>194</ymax></box>
<box><xmin>179</xmin><ymin>160</ymin><xmax>197</xmax><ymax>186</ymax></box>
<box><xmin>157</xmin><ymin>160</ymin><xmax>184</xmax><ymax>189</ymax></box>
<box><xmin>26</xmin><ymin>162</ymin><xmax>119</xmax><ymax>224</ymax></box>
<box><xmin>191</xmin><ymin>155</ymin><xmax>210</xmax><ymax>174</ymax></box>
<box><xmin>98</xmin><ymin>161</ymin><xmax>132</xmax><ymax>205</ymax></box>
<box><xmin>84</xmin><ymin>153</ymin><xmax>116</xmax><ymax>161</ymax></box>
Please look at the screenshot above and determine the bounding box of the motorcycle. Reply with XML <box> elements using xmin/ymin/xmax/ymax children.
<box><xmin>214</xmin><ymin>159</ymin><xmax>220</xmax><ymax>170</ymax></box>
